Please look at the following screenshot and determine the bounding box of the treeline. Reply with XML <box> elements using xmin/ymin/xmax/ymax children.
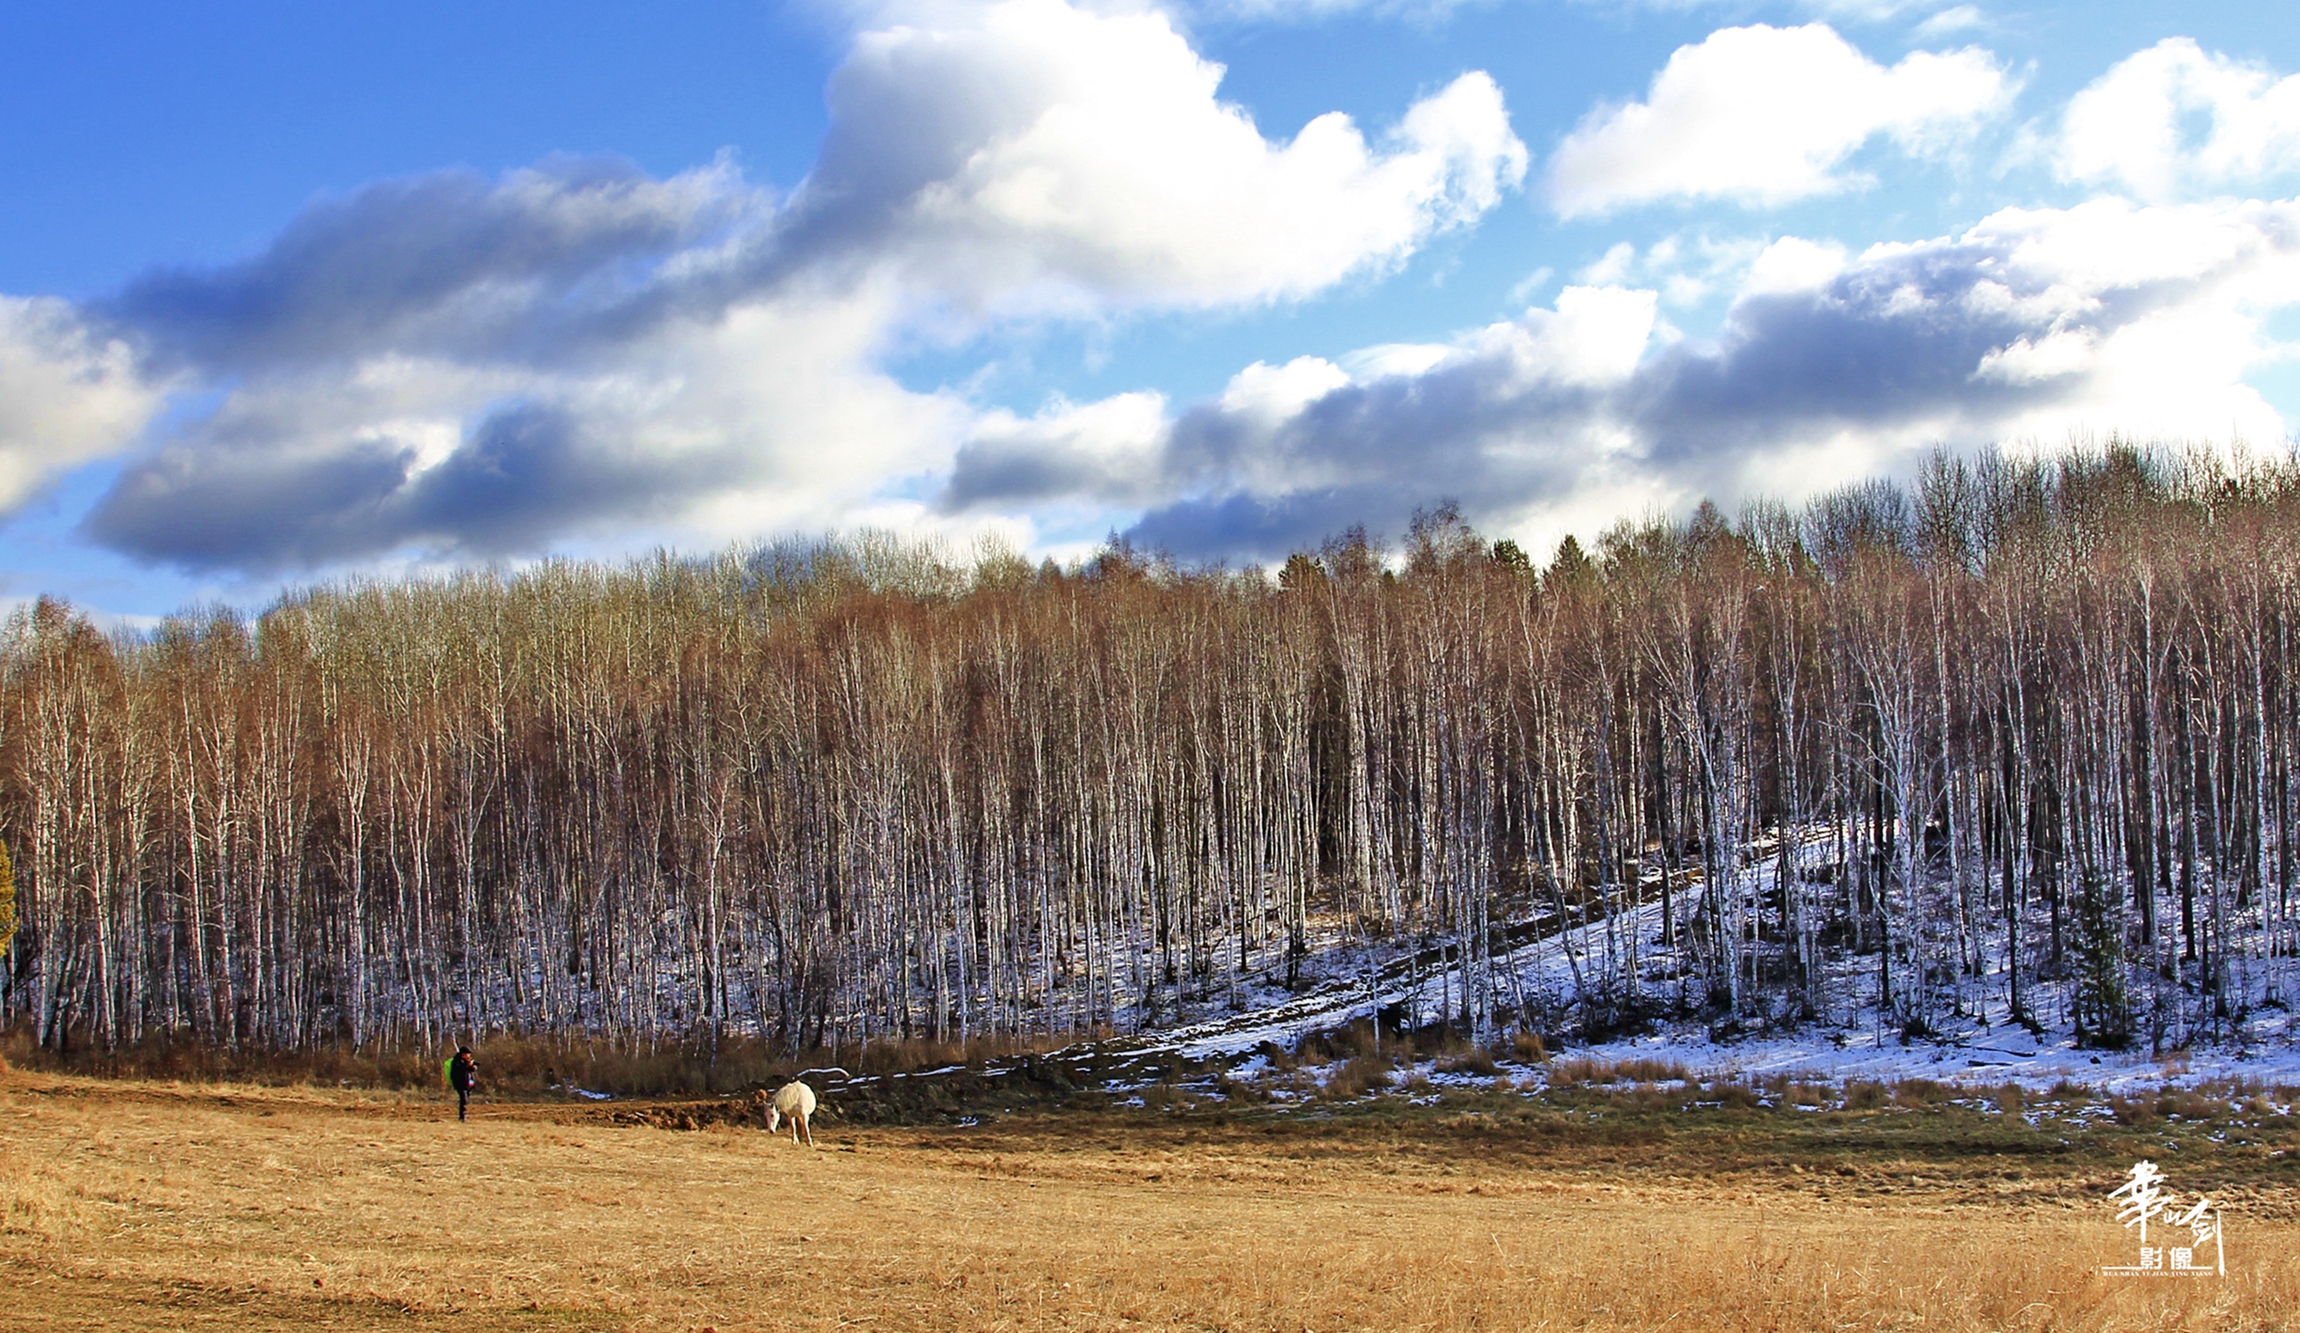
<box><xmin>5</xmin><ymin>445</ymin><xmax>2299</xmax><ymax>1058</ymax></box>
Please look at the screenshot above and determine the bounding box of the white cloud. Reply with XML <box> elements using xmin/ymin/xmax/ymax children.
<box><xmin>1218</xmin><ymin>356</ymin><xmax>1354</xmax><ymax>419</ymax></box>
<box><xmin>943</xmin><ymin>390</ymin><xmax>1172</xmax><ymax>511</ymax></box>
<box><xmin>1339</xmin><ymin>341</ymin><xmax>1452</xmax><ymax>380</ymax></box>
<box><xmin>1572</xmin><ymin>234</ymin><xmax>1770</xmax><ymax>306</ymax></box>
<box><xmin>1548</xmin><ymin>23</ymin><xmax>2013</xmax><ymax>216</ymax></box>
<box><xmin>1912</xmin><ymin>5</ymin><xmax>1986</xmax><ymax>39</ymax></box>
<box><xmin>949</xmin><ymin>195</ymin><xmax>2300</xmax><ymax>561</ymax></box>
<box><xmin>53</xmin><ymin>0</ymin><xmax>1526</xmax><ymax>572</ymax></box>
<box><xmin>817</xmin><ymin>0</ymin><xmax>1526</xmax><ymax>313</ymax></box>
<box><xmin>2059</xmin><ymin>38</ymin><xmax>2300</xmax><ymax>203</ymax></box>
<box><xmin>1743</xmin><ymin>236</ymin><xmax>1849</xmax><ymax>294</ymax></box>
<box><xmin>1505</xmin><ymin>265</ymin><xmax>1555</xmax><ymax>305</ymax></box>
<box><xmin>1938</xmin><ymin>198</ymin><xmax>2300</xmax><ymax>445</ymax></box>
<box><xmin>0</xmin><ymin>297</ymin><xmax>166</xmax><ymax>511</ymax></box>
<box><xmin>1578</xmin><ymin>241</ymin><xmax>1637</xmax><ymax>285</ymax></box>
<box><xmin>1971</xmin><ymin>328</ymin><xmax>2094</xmax><ymax>386</ymax></box>
<box><xmin>1477</xmin><ymin>284</ymin><xmax>1661</xmax><ymax>388</ymax></box>
<box><xmin>592</xmin><ymin>287</ymin><xmax>975</xmax><ymax>545</ymax></box>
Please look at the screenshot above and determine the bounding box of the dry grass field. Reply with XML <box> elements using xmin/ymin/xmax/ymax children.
<box><xmin>3</xmin><ymin>1068</ymin><xmax>2295</xmax><ymax>1332</ymax></box>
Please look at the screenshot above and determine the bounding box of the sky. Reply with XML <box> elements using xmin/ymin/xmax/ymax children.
<box><xmin>4</xmin><ymin>0</ymin><xmax>2300</xmax><ymax>621</ymax></box>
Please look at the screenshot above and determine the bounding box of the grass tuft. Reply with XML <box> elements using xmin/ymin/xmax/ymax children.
<box><xmin>1321</xmin><ymin>1053</ymin><xmax>1396</xmax><ymax>1100</ymax></box>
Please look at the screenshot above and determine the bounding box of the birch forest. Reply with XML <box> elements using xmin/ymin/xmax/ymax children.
<box><xmin>7</xmin><ymin>445</ymin><xmax>2300</xmax><ymax>1059</ymax></box>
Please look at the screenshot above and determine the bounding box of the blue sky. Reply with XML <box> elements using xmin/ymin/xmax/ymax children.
<box><xmin>4</xmin><ymin>0</ymin><xmax>2300</xmax><ymax>620</ymax></box>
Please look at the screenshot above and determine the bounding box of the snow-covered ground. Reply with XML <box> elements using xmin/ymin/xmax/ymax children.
<box><xmin>1123</xmin><ymin>899</ymin><xmax>2300</xmax><ymax>1097</ymax></box>
<box><xmin>1539</xmin><ymin>1018</ymin><xmax>2300</xmax><ymax>1096</ymax></box>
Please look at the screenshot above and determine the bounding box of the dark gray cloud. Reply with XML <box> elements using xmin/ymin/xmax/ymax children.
<box><xmin>70</xmin><ymin>156</ymin><xmax>781</xmax><ymax>571</ymax></box>
<box><xmin>1128</xmin><ymin>486</ymin><xmax>1412</xmax><ymax>562</ymax></box>
<box><xmin>54</xmin><ymin>72</ymin><xmax>967</xmax><ymax>574</ymax></box>
<box><xmin>1054</xmin><ymin>205</ymin><xmax>2300</xmax><ymax>559</ymax></box>
<box><xmin>1634</xmin><ymin>256</ymin><xmax>2057</xmax><ymax>454</ymax></box>
<box><xmin>34</xmin><ymin>3</ymin><xmax>2292</xmax><ymax>579</ymax></box>
<box><xmin>942</xmin><ymin>437</ymin><xmax>1116</xmax><ymax>511</ymax></box>
<box><xmin>83</xmin><ymin>435</ymin><xmax>415</xmax><ymax>571</ymax></box>
<box><xmin>1190</xmin><ymin>362</ymin><xmax>1601</xmax><ymax>486</ymax></box>
<box><xmin>86</xmin><ymin>403</ymin><xmax>729</xmax><ymax>572</ymax></box>
<box><xmin>57</xmin><ymin>0</ymin><xmax>1520</xmax><ymax>575</ymax></box>
<box><xmin>1115</xmin><ymin>368</ymin><xmax>1610</xmax><ymax>560</ymax></box>
<box><xmin>98</xmin><ymin>157</ymin><xmax>742</xmax><ymax>378</ymax></box>
<box><xmin>394</xmin><ymin>405</ymin><xmax>646</xmax><ymax>548</ymax></box>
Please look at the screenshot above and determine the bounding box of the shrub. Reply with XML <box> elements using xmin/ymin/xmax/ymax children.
<box><xmin>1549</xmin><ymin>1057</ymin><xmax>1610</xmax><ymax>1086</ymax></box>
<box><xmin>1843</xmin><ymin>1080</ymin><xmax>1890</xmax><ymax>1111</ymax></box>
<box><xmin>1214</xmin><ymin>1072</ymin><xmax>1269</xmax><ymax>1103</ymax></box>
<box><xmin>1436</xmin><ymin>1048</ymin><xmax>1498</xmax><ymax>1078</ymax></box>
<box><xmin>2156</xmin><ymin>1090</ymin><xmax>2220</xmax><ymax>1121</ymax></box>
<box><xmin>1321</xmin><ymin>1054</ymin><xmax>1395</xmax><ymax>1100</ymax></box>
<box><xmin>1891</xmin><ymin>1078</ymin><xmax>1952</xmax><ymax>1108</ymax></box>
<box><xmin>1617</xmin><ymin>1058</ymin><xmax>1691</xmax><ymax>1085</ymax></box>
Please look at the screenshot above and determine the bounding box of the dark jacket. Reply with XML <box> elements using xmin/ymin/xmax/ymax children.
<box><xmin>449</xmin><ymin>1053</ymin><xmax>476</xmax><ymax>1091</ymax></box>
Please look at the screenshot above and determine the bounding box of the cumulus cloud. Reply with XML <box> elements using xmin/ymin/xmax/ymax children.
<box><xmin>2059</xmin><ymin>38</ymin><xmax>2300</xmax><ymax>203</ymax></box>
<box><xmin>1549</xmin><ymin>24</ymin><xmax>2013</xmax><ymax>216</ymax></box>
<box><xmin>1572</xmin><ymin>233</ymin><xmax>1772</xmax><ymax>306</ymax></box>
<box><xmin>98</xmin><ymin>157</ymin><xmax>747</xmax><ymax>378</ymax></box>
<box><xmin>0</xmin><ymin>297</ymin><xmax>166</xmax><ymax>511</ymax></box>
<box><xmin>947</xmin><ymin>196</ymin><xmax>2300</xmax><ymax>560</ymax></box>
<box><xmin>1621</xmin><ymin>198</ymin><xmax>2300</xmax><ymax>471</ymax></box>
<box><xmin>791</xmin><ymin>0</ymin><xmax>1523</xmax><ymax>313</ymax></box>
<box><xmin>85</xmin><ymin>284</ymin><xmax>965</xmax><ymax>568</ymax></box>
<box><xmin>943</xmin><ymin>391</ymin><xmax>1172</xmax><ymax>511</ymax></box>
<box><xmin>35</xmin><ymin>0</ymin><xmax>1523</xmax><ymax>572</ymax></box>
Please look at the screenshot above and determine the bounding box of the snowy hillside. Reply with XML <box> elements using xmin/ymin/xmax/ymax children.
<box><xmin>1114</xmin><ymin>895</ymin><xmax>2300</xmax><ymax>1099</ymax></box>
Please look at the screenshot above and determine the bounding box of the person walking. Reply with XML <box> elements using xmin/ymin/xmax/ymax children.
<box><xmin>448</xmin><ymin>1046</ymin><xmax>477</xmax><ymax>1121</ymax></box>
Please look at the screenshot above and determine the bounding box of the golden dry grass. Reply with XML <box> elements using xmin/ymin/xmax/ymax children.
<box><xmin>1</xmin><ymin>1070</ymin><xmax>2293</xmax><ymax>1332</ymax></box>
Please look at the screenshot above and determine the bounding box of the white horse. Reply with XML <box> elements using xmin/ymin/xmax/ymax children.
<box><xmin>759</xmin><ymin>1080</ymin><xmax>818</xmax><ymax>1147</ymax></box>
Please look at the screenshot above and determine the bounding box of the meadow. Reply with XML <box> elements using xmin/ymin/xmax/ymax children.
<box><xmin>4</xmin><ymin>1065</ymin><xmax>2296</xmax><ymax>1332</ymax></box>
